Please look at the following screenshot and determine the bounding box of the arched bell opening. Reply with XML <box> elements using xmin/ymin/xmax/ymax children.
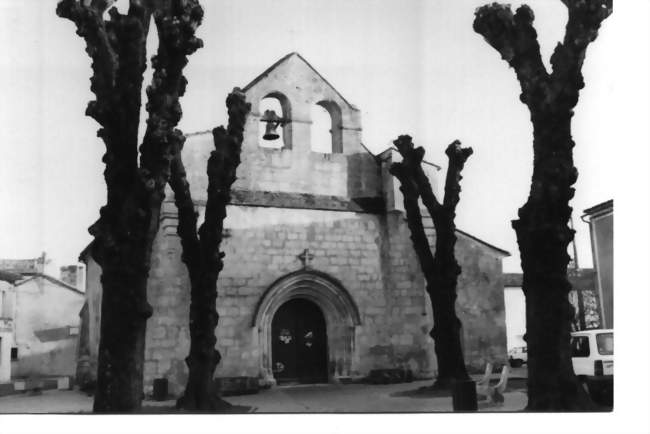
<box><xmin>310</xmin><ymin>100</ymin><xmax>343</xmax><ymax>154</ymax></box>
<box><xmin>258</xmin><ymin>92</ymin><xmax>292</xmax><ymax>150</ymax></box>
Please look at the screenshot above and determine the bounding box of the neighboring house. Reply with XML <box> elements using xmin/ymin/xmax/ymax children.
<box><xmin>503</xmin><ymin>268</ymin><xmax>601</xmax><ymax>351</ymax></box>
<box><xmin>582</xmin><ymin>200</ymin><xmax>613</xmax><ymax>329</ymax></box>
<box><xmin>0</xmin><ymin>256</ymin><xmax>85</xmax><ymax>383</ymax></box>
<box><xmin>76</xmin><ymin>247</ymin><xmax>102</xmax><ymax>386</ymax></box>
<box><xmin>80</xmin><ymin>52</ymin><xmax>510</xmax><ymax>396</ymax></box>
<box><xmin>0</xmin><ymin>271</ymin><xmax>21</xmax><ymax>384</ymax></box>
<box><xmin>566</xmin><ymin>268</ymin><xmax>601</xmax><ymax>330</ymax></box>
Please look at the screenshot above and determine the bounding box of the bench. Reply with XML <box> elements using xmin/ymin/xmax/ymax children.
<box><xmin>476</xmin><ymin>364</ymin><xmax>509</xmax><ymax>405</ymax></box>
<box><xmin>476</xmin><ymin>362</ymin><xmax>493</xmax><ymax>388</ymax></box>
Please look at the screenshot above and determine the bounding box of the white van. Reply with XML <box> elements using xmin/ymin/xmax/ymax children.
<box><xmin>508</xmin><ymin>346</ymin><xmax>527</xmax><ymax>367</ymax></box>
<box><xmin>570</xmin><ymin>329</ymin><xmax>613</xmax><ymax>404</ymax></box>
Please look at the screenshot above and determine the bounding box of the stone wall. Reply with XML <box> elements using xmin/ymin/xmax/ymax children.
<box><xmin>182</xmin><ymin>133</ymin><xmax>381</xmax><ymax>204</ymax></box>
<box><xmin>144</xmin><ymin>204</ymin><xmax>436</xmax><ymax>395</ymax></box>
<box><xmin>144</xmin><ymin>205</ymin><xmax>508</xmax><ymax>394</ymax></box>
<box><xmin>453</xmin><ymin>232</ymin><xmax>508</xmax><ymax>371</ymax></box>
<box><xmin>182</xmin><ymin>53</ymin><xmax>381</xmax><ymax>204</ymax></box>
<box><xmin>358</xmin><ymin>211</ymin><xmax>435</xmax><ymax>377</ymax></box>
<box><xmin>243</xmin><ymin>53</ymin><xmax>363</xmax><ymax>157</ymax></box>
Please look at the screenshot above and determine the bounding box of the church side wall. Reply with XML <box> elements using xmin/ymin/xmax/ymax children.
<box><xmin>453</xmin><ymin>234</ymin><xmax>508</xmax><ymax>371</ymax></box>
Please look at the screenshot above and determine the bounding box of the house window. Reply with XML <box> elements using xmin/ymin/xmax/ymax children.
<box><xmin>11</xmin><ymin>347</ymin><xmax>18</xmax><ymax>361</ymax></box>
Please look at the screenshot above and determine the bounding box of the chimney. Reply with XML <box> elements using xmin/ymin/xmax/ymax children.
<box><xmin>60</xmin><ymin>265</ymin><xmax>85</xmax><ymax>291</ymax></box>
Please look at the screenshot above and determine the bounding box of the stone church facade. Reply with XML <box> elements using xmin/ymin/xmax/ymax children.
<box><xmin>79</xmin><ymin>53</ymin><xmax>509</xmax><ymax>396</ymax></box>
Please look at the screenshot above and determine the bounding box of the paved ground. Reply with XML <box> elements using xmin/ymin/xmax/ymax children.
<box><xmin>0</xmin><ymin>389</ymin><xmax>93</xmax><ymax>414</ymax></box>
<box><xmin>226</xmin><ymin>381</ymin><xmax>528</xmax><ymax>413</ymax></box>
<box><xmin>0</xmin><ymin>379</ymin><xmax>528</xmax><ymax>414</ymax></box>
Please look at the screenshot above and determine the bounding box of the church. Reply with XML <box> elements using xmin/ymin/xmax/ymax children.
<box><xmin>79</xmin><ymin>53</ymin><xmax>509</xmax><ymax>396</ymax></box>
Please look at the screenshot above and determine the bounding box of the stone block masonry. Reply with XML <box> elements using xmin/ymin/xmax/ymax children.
<box><xmin>145</xmin><ymin>204</ymin><xmax>436</xmax><ymax>395</ymax></box>
<box><xmin>144</xmin><ymin>204</ymin><xmax>508</xmax><ymax>395</ymax></box>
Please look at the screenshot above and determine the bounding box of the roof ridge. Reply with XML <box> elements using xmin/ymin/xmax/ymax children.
<box><xmin>582</xmin><ymin>199</ymin><xmax>613</xmax><ymax>216</ymax></box>
<box><xmin>241</xmin><ymin>52</ymin><xmax>358</xmax><ymax>111</ymax></box>
<box><xmin>454</xmin><ymin>228</ymin><xmax>511</xmax><ymax>257</ymax></box>
<box><xmin>14</xmin><ymin>273</ymin><xmax>84</xmax><ymax>295</ymax></box>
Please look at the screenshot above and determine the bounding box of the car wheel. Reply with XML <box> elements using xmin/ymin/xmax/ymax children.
<box><xmin>583</xmin><ymin>380</ymin><xmax>612</xmax><ymax>406</ymax></box>
<box><xmin>510</xmin><ymin>359</ymin><xmax>522</xmax><ymax>368</ymax></box>
<box><xmin>579</xmin><ymin>378</ymin><xmax>590</xmax><ymax>394</ymax></box>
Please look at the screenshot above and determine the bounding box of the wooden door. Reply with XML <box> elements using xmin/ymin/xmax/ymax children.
<box><xmin>271</xmin><ymin>298</ymin><xmax>328</xmax><ymax>384</ymax></box>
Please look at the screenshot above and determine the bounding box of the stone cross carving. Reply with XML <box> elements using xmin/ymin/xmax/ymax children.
<box><xmin>297</xmin><ymin>248</ymin><xmax>314</xmax><ymax>269</ymax></box>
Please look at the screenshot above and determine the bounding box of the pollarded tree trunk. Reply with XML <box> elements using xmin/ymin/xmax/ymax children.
<box><xmin>170</xmin><ymin>89</ymin><xmax>250</xmax><ymax>412</ymax></box>
<box><xmin>514</xmin><ymin>112</ymin><xmax>590</xmax><ymax>410</ymax></box>
<box><xmin>390</xmin><ymin>135</ymin><xmax>473</xmax><ymax>389</ymax></box>
<box><xmin>57</xmin><ymin>0</ymin><xmax>203</xmax><ymax>412</ymax></box>
<box><xmin>474</xmin><ymin>0</ymin><xmax>612</xmax><ymax>411</ymax></box>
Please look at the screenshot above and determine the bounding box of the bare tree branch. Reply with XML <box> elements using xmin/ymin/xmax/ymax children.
<box><xmin>137</xmin><ymin>0</ymin><xmax>204</xmax><ymax>269</ymax></box>
<box><xmin>442</xmin><ymin>140</ymin><xmax>473</xmax><ymax>212</ymax></box>
<box><xmin>169</xmin><ymin>135</ymin><xmax>201</xmax><ymax>276</ymax></box>
<box><xmin>389</xmin><ymin>157</ymin><xmax>436</xmax><ymax>282</ymax></box>
<box><xmin>57</xmin><ymin>0</ymin><xmax>119</xmax><ymax>101</ymax></box>
<box><xmin>392</xmin><ymin>135</ymin><xmax>443</xmax><ymax>217</ymax></box>
<box><xmin>390</xmin><ymin>135</ymin><xmax>472</xmax><ymax>388</ymax></box>
<box><xmin>199</xmin><ymin>89</ymin><xmax>249</xmax><ymax>266</ymax></box>
<box><xmin>175</xmin><ymin>89</ymin><xmax>250</xmax><ymax>411</ymax></box>
<box><xmin>473</xmin><ymin>4</ymin><xmax>549</xmax><ymax>107</ymax></box>
<box><xmin>549</xmin><ymin>0</ymin><xmax>613</xmax><ymax>106</ymax></box>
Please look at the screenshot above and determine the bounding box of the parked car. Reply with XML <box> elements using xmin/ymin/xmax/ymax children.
<box><xmin>508</xmin><ymin>346</ymin><xmax>527</xmax><ymax>367</ymax></box>
<box><xmin>570</xmin><ymin>329</ymin><xmax>613</xmax><ymax>405</ymax></box>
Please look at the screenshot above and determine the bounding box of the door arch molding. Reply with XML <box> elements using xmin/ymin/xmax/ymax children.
<box><xmin>253</xmin><ymin>270</ymin><xmax>360</xmax><ymax>386</ymax></box>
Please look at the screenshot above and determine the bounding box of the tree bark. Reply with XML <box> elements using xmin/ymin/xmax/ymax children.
<box><xmin>57</xmin><ymin>0</ymin><xmax>203</xmax><ymax>412</ymax></box>
<box><xmin>390</xmin><ymin>136</ymin><xmax>472</xmax><ymax>389</ymax></box>
<box><xmin>171</xmin><ymin>90</ymin><xmax>250</xmax><ymax>412</ymax></box>
<box><xmin>474</xmin><ymin>0</ymin><xmax>612</xmax><ymax>411</ymax></box>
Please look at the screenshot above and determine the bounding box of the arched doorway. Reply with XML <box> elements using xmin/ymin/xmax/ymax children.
<box><xmin>271</xmin><ymin>298</ymin><xmax>328</xmax><ymax>384</ymax></box>
<box><xmin>253</xmin><ymin>270</ymin><xmax>361</xmax><ymax>386</ymax></box>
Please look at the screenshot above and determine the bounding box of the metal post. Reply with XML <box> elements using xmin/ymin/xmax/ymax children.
<box><xmin>452</xmin><ymin>379</ymin><xmax>478</xmax><ymax>411</ymax></box>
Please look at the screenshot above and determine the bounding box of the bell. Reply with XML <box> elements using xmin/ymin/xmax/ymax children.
<box><xmin>263</xmin><ymin>121</ymin><xmax>280</xmax><ymax>141</ymax></box>
<box><xmin>261</xmin><ymin>109</ymin><xmax>281</xmax><ymax>141</ymax></box>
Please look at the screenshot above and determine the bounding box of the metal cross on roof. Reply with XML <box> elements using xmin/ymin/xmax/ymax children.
<box><xmin>297</xmin><ymin>248</ymin><xmax>314</xmax><ymax>269</ymax></box>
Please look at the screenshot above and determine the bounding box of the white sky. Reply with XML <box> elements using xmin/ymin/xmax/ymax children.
<box><xmin>0</xmin><ymin>0</ymin><xmax>622</xmax><ymax>275</ymax></box>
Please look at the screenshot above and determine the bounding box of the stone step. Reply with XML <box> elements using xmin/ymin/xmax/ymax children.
<box><xmin>0</xmin><ymin>376</ymin><xmax>72</xmax><ymax>397</ymax></box>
